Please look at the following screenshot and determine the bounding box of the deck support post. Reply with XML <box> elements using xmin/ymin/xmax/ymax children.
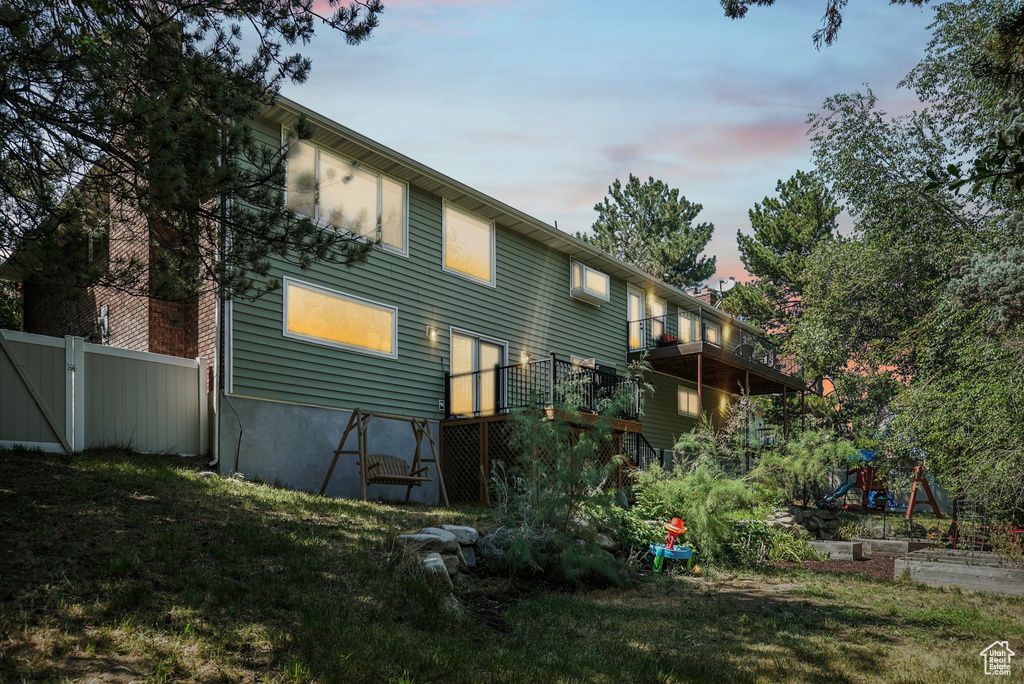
<box><xmin>783</xmin><ymin>386</ymin><xmax>788</xmax><ymax>441</ymax></box>
<box><xmin>745</xmin><ymin>370</ymin><xmax>751</xmax><ymax>472</ymax></box>
<box><xmin>801</xmin><ymin>391</ymin><xmax>806</xmax><ymax>434</ymax></box>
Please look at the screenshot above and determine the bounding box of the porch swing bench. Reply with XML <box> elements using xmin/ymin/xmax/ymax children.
<box><xmin>319</xmin><ymin>408</ymin><xmax>450</xmax><ymax>506</ymax></box>
<box><xmin>364</xmin><ymin>453</ymin><xmax>430</xmax><ymax>487</ymax></box>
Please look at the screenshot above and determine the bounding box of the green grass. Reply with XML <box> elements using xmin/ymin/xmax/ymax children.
<box><xmin>1</xmin><ymin>448</ymin><xmax>1022</xmax><ymax>683</ymax></box>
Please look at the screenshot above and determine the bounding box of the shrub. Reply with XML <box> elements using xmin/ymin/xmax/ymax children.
<box><xmin>479</xmin><ymin>373</ymin><xmax>639</xmax><ymax>586</ymax></box>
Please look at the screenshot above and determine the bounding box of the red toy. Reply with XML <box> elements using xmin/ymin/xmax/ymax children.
<box><xmin>663</xmin><ymin>517</ymin><xmax>686</xmax><ymax>549</ymax></box>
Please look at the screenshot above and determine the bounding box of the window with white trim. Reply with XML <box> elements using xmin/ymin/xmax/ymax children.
<box><xmin>705</xmin><ymin>319</ymin><xmax>721</xmax><ymax>346</ymax></box>
<box><xmin>679</xmin><ymin>311</ymin><xmax>700</xmax><ymax>343</ymax></box>
<box><xmin>678</xmin><ymin>387</ymin><xmax>700</xmax><ymax>416</ymax></box>
<box><xmin>443</xmin><ymin>202</ymin><xmax>495</xmax><ymax>286</ymax></box>
<box><xmin>570</xmin><ymin>260</ymin><xmax>610</xmax><ymax>305</ymax></box>
<box><xmin>285</xmin><ymin>138</ymin><xmax>408</xmax><ymax>253</ymax></box>
<box><xmin>283</xmin><ymin>278</ymin><xmax>397</xmax><ymax>357</ymax></box>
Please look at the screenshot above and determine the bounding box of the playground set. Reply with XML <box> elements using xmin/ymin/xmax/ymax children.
<box><xmin>817</xmin><ymin>450</ymin><xmax>942</xmax><ymax>519</ymax></box>
<box><xmin>816</xmin><ymin>450</ymin><xmax>1024</xmax><ymax>553</ymax></box>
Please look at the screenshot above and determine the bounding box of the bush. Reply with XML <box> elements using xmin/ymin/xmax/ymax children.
<box><xmin>632</xmin><ymin>409</ymin><xmax>850</xmax><ymax>566</ymax></box>
<box><xmin>729</xmin><ymin>521</ymin><xmax>824</xmax><ymax>566</ymax></box>
<box><xmin>479</xmin><ymin>374</ymin><xmax>637</xmax><ymax>586</ymax></box>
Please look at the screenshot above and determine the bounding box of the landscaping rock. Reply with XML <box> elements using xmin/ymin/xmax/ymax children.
<box><xmin>421</xmin><ymin>553</ymin><xmax>453</xmax><ymax>590</ymax></box>
<box><xmin>441</xmin><ymin>525</ymin><xmax>479</xmax><ymax>546</ymax></box>
<box><xmin>595</xmin><ymin>533</ymin><xmax>618</xmax><ymax>553</ymax></box>
<box><xmin>397</xmin><ymin>533</ymin><xmax>459</xmax><ymax>555</ymax></box>
<box><xmin>440</xmin><ymin>554</ymin><xmax>462</xmax><ymax>576</ymax></box>
<box><xmin>440</xmin><ymin>593</ymin><xmax>464</xmax><ymax>616</ymax></box>
<box><xmin>461</xmin><ymin>545</ymin><xmax>477</xmax><ymax>569</ymax></box>
<box><xmin>805</xmin><ymin>518</ymin><xmax>820</xmax><ymax>532</ymax></box>
<box><xmin>419</xmin><ymin>527</ymin><xmax>459</xmax><ymax>544</ymax></box>
<box><xmin>196</xmin><ymin>471</ymin><xmax>216</xmax><ymax>479</ymax></box>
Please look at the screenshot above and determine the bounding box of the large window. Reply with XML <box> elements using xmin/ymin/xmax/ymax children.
<box><xmin>286</xmin><ymin>138</ymin><xmax>407</xmax><ymax>254</ymax></box>
<box><xmin>678</xmin><ymin>387</ymin><xmax>700</xmax><ymax>417</ymax></box>
<box><xmin>443</xmin><ymin>202</ymin><xmax>495</xmax><ymax>286</ymax></box>
<box><xmin>283</xmin><ymin>278</ymin><xmax>397</xmax><ymax>358</ymax></box>
<box><xmin>570</xmin><ymin>260</ymin><xmax>610</xmax><ymax>305</ymax></box>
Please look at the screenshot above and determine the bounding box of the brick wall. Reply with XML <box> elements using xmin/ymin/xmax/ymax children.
<box><xmin>19</xmin><ymin>198</ymin><xmax>218</xmax><ymax>360</ymax></box>
<box><xmin>21</xmin><ymin>282</ymin><xmax>98</xmax><ymax>339</ymax></box>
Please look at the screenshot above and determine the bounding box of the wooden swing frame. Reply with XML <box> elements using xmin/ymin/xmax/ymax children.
<box><xmin>319</xmin><ymin>408</ymin><xmax>449</xmax><ymax>507</ymax></box>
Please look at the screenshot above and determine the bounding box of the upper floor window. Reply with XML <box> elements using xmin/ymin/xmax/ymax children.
<box><xmin>705</xmin><ymin>319</ymin><xmax>721</xmax><ymax>346</ymax></box>
<box><xmin>679</xmin><ymin>311</ymin><xmax>699</xmax><ymax>343</ymax></box>
<box><xmin>443</xmin><ymin>202</ymin><xmax>495</xmax><ymax>286</ymax></box>
<box><xmin>285</xmin><ymin>138</ymin><xmax>407</xmax><ymax>254</ymax></box>
<box><xmin>283</xmin><ymin>277</ymin><xmax>397</xmax><ymax>358</ymax></box>
<box><xmin>570</xmin><ymin>260</ymin><xmax>610</xmax><ymax>305</ymax></box>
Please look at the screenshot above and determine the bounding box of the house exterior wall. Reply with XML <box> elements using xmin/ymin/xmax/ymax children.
<box><xmin>642</xmin><ymin>372</ymin><xmax>734</xmax><ymax>451</ymax></box>
<box><xmin>226</xmin><ymin>116</ymin><xmax>749</xmax><ymax>466</ymax></box>
<box><xmin>228</xmin><ymin>118</ymin><xmax>630</xmax><ymax>421</ymax></box>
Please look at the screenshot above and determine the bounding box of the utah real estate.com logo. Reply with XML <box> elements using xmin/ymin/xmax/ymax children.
<box><xmin>980</xmin><ymin>641</ymin><xmax>1015</xmax><ymax>676</ymax></box>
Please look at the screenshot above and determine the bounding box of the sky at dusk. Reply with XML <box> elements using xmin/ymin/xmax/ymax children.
<box><xmin>283</xmin><ymin>1</ymin><xmax>936</xmax><ymax>283</ymax></box>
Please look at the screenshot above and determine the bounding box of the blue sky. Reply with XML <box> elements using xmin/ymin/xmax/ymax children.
<box><xmin>283</xmin><ymin>0</ymin><xmax>935</xmax><ymax>282</ymax></box>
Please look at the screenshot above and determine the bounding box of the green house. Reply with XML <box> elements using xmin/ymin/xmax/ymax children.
<box><xmin>214</xmin><ymin>97</ymin><xmax>807</xmax><ymax>504</ymax></box>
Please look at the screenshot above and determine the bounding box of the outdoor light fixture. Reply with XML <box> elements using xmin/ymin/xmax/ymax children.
<box><xmin>425</xmin><ymin>326</ymin><xmax>439</xmax><ymax>341</ymax></box>
<box><xmin>521</xmin><ymin>350</ymin><xmax>531</xmax><ymax>364</ymax></box>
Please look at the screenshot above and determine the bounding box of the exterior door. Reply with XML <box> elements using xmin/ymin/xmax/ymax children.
<box><xmin>450</xmin><ymin>331</ymin><xmax>506</xmax><ymax>416</ymax></box>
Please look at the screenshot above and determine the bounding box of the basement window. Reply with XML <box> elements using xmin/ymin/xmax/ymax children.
<box><xmin>570</xmin><ymin>260</ymin><xmax>610</xmax><ymax>305</ymax></box>
<box><xmin>283</xmin><ymin>277</ymin><xmax>397</xmax><ymax>358</ymax></box>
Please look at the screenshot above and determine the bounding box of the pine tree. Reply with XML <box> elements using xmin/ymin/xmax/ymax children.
<box><xmin>579</xmin><ymin>175</ymin><xmax>715</xmax><ymax>288</ymax></box>
<box><xmin>725</xmin><ymin>170</ymin><xmax>840</xmax><ymax>334</ymax></box>
<box><xmin>1</xmin><ymin>0</ymin><xmax>383</xmax><ymax>301</ymax></box>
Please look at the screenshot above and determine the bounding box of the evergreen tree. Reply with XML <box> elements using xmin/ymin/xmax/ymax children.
<box><xmin>1</xmin><ymin>0</ymin><xmax>383</xmax><ymax>301</ymax></box>
<box><xmin>579</xmin><ymin>175</ymin><xmax>715</xmax><ymax>288</ymax></box>
<box><xmin>724</xmin><ymin>170</ymin><xmax>840</xmax><ymax>334</ymax></box>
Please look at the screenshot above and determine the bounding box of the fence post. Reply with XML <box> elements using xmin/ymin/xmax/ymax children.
<box><xmin>549</xmin><ymin>352</ymin><xmax>556</xmax><ymax>407</ymax></box>
<box><xmin>494</xmin><ymin>363</ymin><xmax>501</xmax><ymax>414</ymax></box>
<box><xmin>444</xmin><ymin>372</ymin><xmax>451</xmax><ymax>419</ymax></box>
<box><xmin>64</xmin><ymin>336</ymin><xmax>85</xmax><ymax>452</ymax></box>
<box><xmin>197</xmin><ymin>357</ymin><xmax>209</xmax><ymax>456</ymax></box>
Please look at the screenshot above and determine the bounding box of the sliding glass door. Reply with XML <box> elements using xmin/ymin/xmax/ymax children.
<box><xmin>450</xmin><ymin>331</ymin><xmax>506</xmax><ymax>416</ymax></box>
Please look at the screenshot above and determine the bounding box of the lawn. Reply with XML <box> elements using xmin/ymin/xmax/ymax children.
<box><xmin>1</xmin><ymin>448</ymin><xmax>1021</xmax><ymax>683</ymax></box>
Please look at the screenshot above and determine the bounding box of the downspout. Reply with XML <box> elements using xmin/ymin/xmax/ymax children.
<box><xmin>208</xmin><ymin>120</ymin><xmax>229</xmax><ymax>468</ymax></box>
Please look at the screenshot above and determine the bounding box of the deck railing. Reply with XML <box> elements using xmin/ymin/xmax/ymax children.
<box><xmin>627</xmin><ymin>312</ymin><xmax>802</xmax><ymax>378</ymax></box>
<box><xmin>443</xmin><ymin>354</ymin><xmax>640</xmax><ymax>421</ymax></box>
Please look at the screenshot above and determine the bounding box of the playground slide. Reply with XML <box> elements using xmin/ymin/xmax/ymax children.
<box><xmin>817</xmin><ymin>481</ymin><xmax>856</xmax><ymax>508</ymax></box>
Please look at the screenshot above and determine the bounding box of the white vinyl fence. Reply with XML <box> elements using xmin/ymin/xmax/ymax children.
<box><xmin>0</xmin><ymin>329</ymin><xmax>209</xmax><ymax>455</ymax></box>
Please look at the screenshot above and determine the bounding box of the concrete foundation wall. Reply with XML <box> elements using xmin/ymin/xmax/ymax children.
<box><xmin>218</xmin><ymin>393</ymin><xmax>442</xmax><ymax>505</ymax></box>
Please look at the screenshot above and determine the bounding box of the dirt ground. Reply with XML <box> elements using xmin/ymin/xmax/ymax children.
<box><xmin>774</xmin><ymin>555</ymin><xmax>895</xmax><ymax>580</ymax></box>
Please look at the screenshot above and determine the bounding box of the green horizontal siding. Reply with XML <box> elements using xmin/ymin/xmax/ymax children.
<box><xmin>640</xmin><ymin>372</ymin><xmax>733</xmax><ymax>451</ymax></box>
<box><xmin>230</xmin><ymin>120</ymin><xmax>630</xmax><ymax>419</ymax></box>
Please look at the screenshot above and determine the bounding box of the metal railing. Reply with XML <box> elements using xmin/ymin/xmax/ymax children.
<box><xmin>627</xmin><ymin>312</ymin><xmax>802</xmax><ymax>378</ymax></box>
<box><xmin>444</xmin><ymin>353</ymin><xmax>640</xmax><ymax>421</ymax></box>
<box><xmin>621</xmin><ymin>431</ymin><xmax>661</xmax><ymax>470</ymax></box>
